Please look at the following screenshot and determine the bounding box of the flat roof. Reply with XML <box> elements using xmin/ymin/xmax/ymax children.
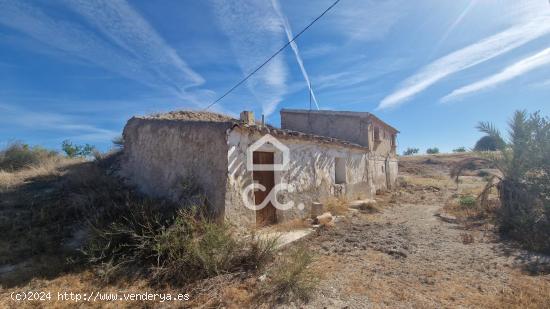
<box><xmin>280</xmin><ymin>108</ymin><xmax>399</xmax><ymax>133</ymax></box>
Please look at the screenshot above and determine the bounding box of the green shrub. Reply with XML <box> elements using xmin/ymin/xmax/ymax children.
<box><xmin>474</xmin><ymin>135</ymin><xmax>504</xmax><ymax>151</ymax></box>
<box><xmin>154</xmin><ymin>209</ymin><xmax>241</xmax><ymax>284</ymax></box>
<box><xmin>82</xmin><ymin>177</ymin><xmax>277</xmax><ymax>285</ymax></box>
<box><xmin>453</xmin><ymin>110</ymin><xmax>550</xmax><ymax>253</ymax></box>
<box><xmin>0</xmin><ymin>141</ymin><xmax>57</xmax><ymax>171</ymax></box>
<box><xmin>111</xmin><ymin>136</ymin><xmax>124</xmax><ymax>149</ymax></box>
<box><xmin>459</xmin><ymin>195</ymin><xmax>476</xmax><ymax>208</ymax></box>
<box><xmin>61</xmin><ymin>140</ymin><xmax>96</xmax><ymax>158</ymax></box>
<box><xmin>453</xmin><ymin>147</ymin><xmax>467</xmax><ymax>153</ymax></box>
<box><xmin>259</xmin><ymin>245</ymin><xmax>317</xmax><ymax>304</ymax></box>
<box><xmin>403</xmin><ymin>148</ymin><xmax>419</xmax><ymax>156</ymax></box>
<box><xmin>477</xmin><ymin>170</ymin><xmax>490</xmax><ymax>177</ymax></box>
<box><xmin>426</xmin><ymin>147</ymin><xmax>440</xmax><ymax>154</ymax></box>
<box><xmin>85</xmin><ymin>205</ymin><xmax>277</xmax><ymax>285</ymax></box>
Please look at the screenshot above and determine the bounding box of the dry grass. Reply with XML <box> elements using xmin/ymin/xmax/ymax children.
<box><xmin>0</xmin><ymin>156</ymin><xmax>82</xmax><ymax>191</ymax></box>
<box><xmin>0</xmin><ymin>270</ymin><xmax>192</xmax><ymax>308</ymax></box>
<box><xmin>443</xmin><ymin>175</ymin><xmax>499</xmax><ymax>223</ymax></box>
<box><xmin>399</xmin><ymin>174</ymin><xmax>453</xmax><ymax>190</ymax></box>
<box><xmin>313</xmin><ymin>250</ymin><xmax>550</xmax><ymax>309</ymax></box>
<box><xmin>256</xmin><ymin>245</ymin><xmax>317</xmax><ymax>304</ymax></box>
<box><xmin>322</xmin><ymin>196</ymin><xmax>349</xmax><ymax>215</ymax></box>
<box><xmin>488</xmin><ymin>275</ymin><xmax>550</xmax><ymax>309</ymax></box>
<box><xmin>271</xmin><ymin>218</ymin><xmax>311</xmax><ymax>232</ymax></box>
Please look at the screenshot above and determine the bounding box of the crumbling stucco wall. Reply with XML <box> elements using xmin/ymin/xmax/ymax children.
<box><xmin>121</xmin><ymin>118</ymin><xmax>230</xmax><ymax>217</ymax></box>
<box><xmin>225</xmin><ymin>127</ymin><xmax>376</xmax><ymax>226</ymax></box>
<box><xmin>367</xmin><ymin>119</ymin><xmax>397</xmax><ymax>156</ymax></box>
<box><xmin>386</xmin><ymin>158</ymin><xmax>399</xmax><ymax>190</ymax></box>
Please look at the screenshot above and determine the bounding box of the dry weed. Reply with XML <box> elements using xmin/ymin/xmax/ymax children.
<box><xmin>490</xmin><ymin>275</ymin><xmax>550</xmax><ymax>308</ymax></box>
<box><xmin>271</xmin><ymin>218</ymin><xmax>311</xmax><ymax>232</ymax></box>
<box><xmin>257</xmin><ymin>245</ymin><xmax>317</xmax><ymax>304</ymax></box>
<box><xmin>398</xmin><ymin>174</ymin><xmax>453</xmax><ymax>193</ymax></box>
<box><xmin>460</xmin><ymin>233</ymin><xmax>475</xmax><ymax>244</ymax></box>
<box><xmin>322</xmin><ymin>196</ymin><xmax>349</xmax><ymax>215</ymax></box>
<box><xmin>0</xmin><ymin>156</ymin><xmax>81</xmax><ymax>191</ymax></box>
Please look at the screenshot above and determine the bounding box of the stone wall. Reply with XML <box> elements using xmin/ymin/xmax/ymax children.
<box><xmin>121</xmin><ymin>118</ymin><xmax>230</xmax><ymax>217</ymax></box>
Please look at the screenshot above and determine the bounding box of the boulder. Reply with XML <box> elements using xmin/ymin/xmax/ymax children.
<box><xmin>313</xmin><ymin>212</ymin><xmax>333</xmax><ymax>226</ymax></box>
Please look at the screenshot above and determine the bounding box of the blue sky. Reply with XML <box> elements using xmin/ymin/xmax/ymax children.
<box><xmin>0</xmin><ymin>0</ymin><xmax>549</xmax><ymax>153</ymax></box>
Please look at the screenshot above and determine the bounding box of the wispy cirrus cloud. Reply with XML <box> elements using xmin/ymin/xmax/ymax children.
<box><xmin>329</xmin><ymin>0</ymin><xmax>409</xmax><ymax>42</ymax></box>
<box><xmin>271</xmin><ymin>0</ymin><xmax>319</xmax><ymax>109</ymax></box>
<box><xmin>378</xmin><ymin>1</ymin><xmax>550</xmax><ymax>110</ymax></box>
<box><xmin>442</xmin><ymin>48</ymin><xmax>550</xmax><ymax>102</ymax></box>
<box><xmin>0</xmin><ymin>0</ymin><xmax>206</xmax><ymax>104</ymax></box>
<box><xmin>62</xmin><ymin>0</ymin><xmax>204</xmax><ymax>89</ymax></box>
<box><xmin>0</xmin><ymin>103</ymin><xmax>119</xmax><ymax>142</ymax></box>
<box><xmin>379</xmin><ymin>21</ymin><xmax>550</xmax><ymax>109</ymax></box>
<box><xmin>211</xmin><ymin>0</ymin><xmax>289</xmax><ymax>116</ymax></box>
<box><xmin>315</xmin><ymin>57</ymin><xmax>408</xmax><ymax>91</ymax></box>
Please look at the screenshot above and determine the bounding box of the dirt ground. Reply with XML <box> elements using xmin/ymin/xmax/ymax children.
<box><xmin>1</xmin><ymin>154</ymin><xmax>549</xmax><ymax>308</ymax></box>
<box><xmin>302</xmin><ymin>154</ymin><xmax>550</xmax><ymax>308</ymax></box>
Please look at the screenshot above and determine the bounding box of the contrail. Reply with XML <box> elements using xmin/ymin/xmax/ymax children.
<box><xmin>272</xmin><ymin>0</ymin><xmax>320</xmax><ymax>110</ymax></box>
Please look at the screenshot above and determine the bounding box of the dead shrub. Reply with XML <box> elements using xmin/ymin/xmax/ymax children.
<box><xmin>0</xmin><ymin>141</ymin><xmax>58</xmax><ymax>172</ymax></box>
<box><xmin>460</xmin><ymin>233</ymin><xmax>474</xmax><ymax>244</ymax></box>
<box><xmin>322</xmin><ymin>196</ymin><xmax>349</xmax><ymax>215</ymax></box>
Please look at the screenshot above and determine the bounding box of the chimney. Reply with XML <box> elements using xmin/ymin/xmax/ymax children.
<box><xmin>240</xmin><ymin>111</ymin><xmax>255</xmax><ymax>125</ymax></box>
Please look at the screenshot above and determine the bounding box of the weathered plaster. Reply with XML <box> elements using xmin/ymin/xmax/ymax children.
<box><xmin>121</xmin><ymin>118</ymin><xmax>230</xmax><ymax>217</ymax></box>
<box><xmin>121</xmin><ymin>113</ymin><xmax>399</xmax><ymax>227</ymax></box>
<box><xmin>225</xmin><ymin>128</ymin><xmax>377</xmax><ymax>225</ymax></box>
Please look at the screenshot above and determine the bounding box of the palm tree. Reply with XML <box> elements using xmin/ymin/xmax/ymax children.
<box><xmin>451</xmin><ymin>110</ymin><xmax>550</xmax><ymax>252</ymax></box>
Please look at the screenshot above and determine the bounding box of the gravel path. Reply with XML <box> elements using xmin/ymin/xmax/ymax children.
<box><xmin>299</xmin><ymin>188</ymin><xmax>547</xmax><ymax>308</ymax></box>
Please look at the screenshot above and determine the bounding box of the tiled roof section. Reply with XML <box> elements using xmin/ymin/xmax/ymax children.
<box><xmin>232</xmin><ymin>123</ymin><xmax>369</xmax><ymax>151</ymax></box>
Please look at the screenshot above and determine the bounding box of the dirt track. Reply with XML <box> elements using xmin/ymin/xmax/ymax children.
<box><xmin>302</xmin><ymin>156</ymin><xmax>550</xmax><ymax>308</ymax></box>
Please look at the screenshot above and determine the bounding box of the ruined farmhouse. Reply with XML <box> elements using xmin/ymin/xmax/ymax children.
<box><xmin>121</xmin><ymin>109</ymin><xmax>399</xmax><ymax>227</ymax></box>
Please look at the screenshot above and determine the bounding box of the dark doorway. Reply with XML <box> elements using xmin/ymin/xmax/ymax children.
<box><xmin>252</xmin><ymin>151</ymin><xmax>277</xmax><ymax>226</ymax></box>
